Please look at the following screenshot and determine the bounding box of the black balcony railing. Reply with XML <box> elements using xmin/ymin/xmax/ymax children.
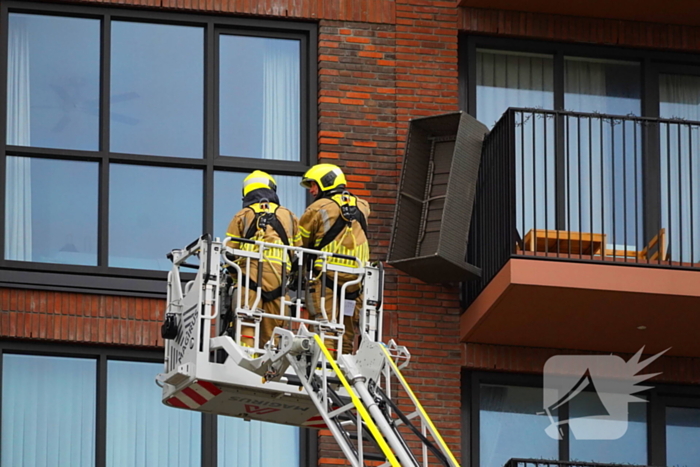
<box><xmin>503</xmin><ymin>459</ymin><xmax>652</xmax><ymax>467</ymax></box>
<box><xmin>464</xmin><ymin>108</ymin><xmax>700</xmax><ymax>308</ymax></box>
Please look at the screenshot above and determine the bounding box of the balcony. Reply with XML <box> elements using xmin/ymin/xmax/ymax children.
<box><xmin>461</xmin><ymin>108</ymin><xmax>700</xmax><ymax>357</ymax></box>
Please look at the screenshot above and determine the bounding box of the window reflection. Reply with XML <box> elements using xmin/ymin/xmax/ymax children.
<box><xmin>214</xmin><ymin>171</ymin><xmax>306</xmax><ymax>240</ymax></box>
<box><xmin>666</xmin><ymin>406</ymin><xmax>700</xmax><ymax>467</ymax></box>
<box><xmin>1</xmin><ymin>354</ymin><xmax>96</xmax><ymax>467</ymax></box>
<box><xmin>569</xmin><ymin>391</ymin><xmax>647</xmax><ymax>465</ymax></box>
<box><xmin>109</xmin><ymin>164</ymin><xmax>202</xmax><ymax>270</ymax></box>
<box><xmin>7</xmin><ymin>14</ymin><xmax>100</xmax><ymax>151</ymax></box>
<box><xmin>5</xmin><ymin>156</ymin><xmax>98</xmax><ymax>265</ymax></box>
<box><xmin>107</xmin><ymin>361</ymin><xmax>201</xmax><ymax>467</ymax></box>
<box><xmin>111</xmin><ymin>22</ymin><xmax>203</xmax><ymax>158</ymax></box>
<box><xmin>219</xmin><ymin>35</ymin><xmax>300</xmax><ymax>160</ymax></box>
<box><xmin>217</xmin><ymin>415</ymin><xmax>299</xmax><ymax>467</ymax></box>
<box><xmin>480</xmin><ymin>384</ymin><xmax>557</xmax><ymax>467</ymax></box>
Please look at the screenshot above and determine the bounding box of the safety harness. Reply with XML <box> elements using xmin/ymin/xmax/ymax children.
<box><xmin>237</xmin><ymin>200</ymin><xmax>292</xmax><ymax>303</ymax></box>
<box><xmin>315</xmin><ymin>191</ymin><xmax>369</xmax><ymax>300</ymax></box>
<box><xmin>317</xmin><ymin>192</ymin><xmax>369</xmax><ymax>251</ymax></box>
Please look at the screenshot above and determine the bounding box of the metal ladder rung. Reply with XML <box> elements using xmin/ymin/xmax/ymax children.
<box><xmin>327</xmin><ymin>402</ymin><xmax>355</xmax><ymax>419</ymax></box>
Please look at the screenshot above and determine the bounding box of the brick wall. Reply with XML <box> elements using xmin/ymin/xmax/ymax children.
<box><xmin>0</xmin><ymin>288</ymin><xmax>164</xmax><ymax>347</ymax></box>
<box><xmin>315</xmin><ymin>0</ymin><xmax>464</xmax><ymax>460</ymax></box>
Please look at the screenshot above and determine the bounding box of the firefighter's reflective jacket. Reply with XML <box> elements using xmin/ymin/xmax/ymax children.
<box><xmin>299</xmin><ymin>191</ymin><xmax>370</xmax><ymax>271</ymax></box>
<box><xmin>226</xmin><ymin>201</ymin><xmax>302</xmax><ymax>295</ymax></box>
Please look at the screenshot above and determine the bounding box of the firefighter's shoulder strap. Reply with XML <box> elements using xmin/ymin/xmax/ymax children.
<box><xmin>317</xmin><ymin>192</ymin><xmax>369</xmax><ymax>251</ymax></box>
<box><xmin>243</xmin><ymin>201</ymin><xmax>291</xmax><ymax>246</ymax></box>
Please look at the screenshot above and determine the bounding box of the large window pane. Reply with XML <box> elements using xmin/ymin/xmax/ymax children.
<box><xmin>214</xmin><ymin>171</ymin><xmax>306</xmax><ymax>240</ymax></box>
<box><xmin>2</xmin><ymin>354</ymin><xmax>96</xmax><ymax>467</ymax></box>
<box><xmin>5</xmin><ymin>156</ymin><xmax>98</xmax><ymax>265</ymax></box>
<box><xmin>565</xmin><ymin>58</ymin><xmax>641</xmax><ymax>116</ymax></box>
<box><xmin>7</xmin><ymin>14</ymin><xmax>99</xmax><ymax>151</ymax></box>
<box><xmin>111</xmin><ymin>22</ymin><xmax>203</xmax><ymax>158</ymax></box>
<box><xmin>219</xmin><ymin>35</ymin><xmax>300</xmax><ymax>160</ymax></box>
<box><xmin>109</xmin><ymin>164</ymin><xmax>202</xmax><ymax>270</ymax></box>
<box><xmin>218</xmin><ymin>415</ymin><xmax>299</xmax><ymax>467</ymax></box>
<box><xmin>659</xmin><ymin>74</ymin><xmax>700</xmax><ymax>264</ymax></box>
<box><xmin>477</xmin><ymin>50</ymin><xmax>556</xmax><ymax>238</ymax></box>
<box><xmin>666</xmin><ymin>406</ymin><xmax>700</xmax><ymax>467</ymax></box>
<box><xmin>476</xmin><ymin>49</ymin><xmax>554</xmax><ymax>129</ymax></box>
<box><xmin>565</xmin><ymin>58</ymin><xmax>643</xmax><ymax>253</ymax></box>
<box><xmin>480</xmin><ymin>384</ymin><xmax>557</xmax><ymax>467</ymax></box>
<box><xmin>107</xmin><ymin>361</ymin><xmax>201</xmax><ymax>467</ymax></box>
<box><xmin>569</xmin><ymin>391</ymin><xmax>647</xmax><ymax>464</ymax></box>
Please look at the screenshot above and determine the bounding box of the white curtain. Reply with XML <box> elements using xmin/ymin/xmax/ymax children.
<box><xmin>477</xmin><ymin>50</ymin><xmax>556</xmax><ymax>237</ymax></box>
<box><xmin>1</xmin><ymin>355</ymin><xmax>96</xmax><ymax>467</ymax></box>
<box><xmin>565</xmin><ymin>60</ymin><xmax>613</xmax><ymax>243</ymax></box>
<box><xmin>659</xmin><ymin>74</ymin><xmax>700</xmax><ymax>264</ymax></box>
<box><xmin>261</xmin><ymin>40</ymin><xmax>300</xmax><ymax>161</ymax></box>
<box><xmin>218</xmin><ymin>416</ymin><xmax>299</xmax><ymax>467</ymax></box>
<box><xmin>5</xmin><ymin>16</ymin><xmax>32</xmax><ymax>261</ymax></box>
<box><xmin>106</xmin><ymin>361</ymin><xmax>201</xmax><ymax>467</ymax></box>
<box><xmin>565</xmin><ymin>59</ymin><xmax>643</xmax><ymax>251</ymax></box>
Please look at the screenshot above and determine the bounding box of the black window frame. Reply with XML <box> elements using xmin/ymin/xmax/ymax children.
<box><xmin>0</xmin><ymin>340</ymin><xmax>316</xmax><ymax>467</ymax></box>
<box><xmin>0</xmin><ymin>1</ymin><xmax>317</xmax><ymax>296</ymax></box>
<box><xmin>463</xmin><ymin>370</ymin><xmax>700</xmax><ymax>467</ymax></box>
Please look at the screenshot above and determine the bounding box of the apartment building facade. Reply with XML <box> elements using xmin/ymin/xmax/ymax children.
<box><xmin>0</xmin><ymin>0</ymin><xmax>698</xmax><ymax>466</ymax></box>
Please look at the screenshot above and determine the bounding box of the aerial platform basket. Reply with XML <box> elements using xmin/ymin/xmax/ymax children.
<box><xmin>156</xmin><ymin>235</ymin><xmax>461</xmax><ymax>467</ymax></box>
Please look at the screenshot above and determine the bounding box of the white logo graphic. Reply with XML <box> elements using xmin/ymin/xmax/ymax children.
<box><xmin>542</xmin><ymin>347</ymin><xmax>668</xmax><ymax>441</ymax></box>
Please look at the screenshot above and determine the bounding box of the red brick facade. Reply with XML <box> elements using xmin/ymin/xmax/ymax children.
<box><xmin>3</xmin><ymin>1</ymin><xmax>700</xmax><ymax>465</ymax></box>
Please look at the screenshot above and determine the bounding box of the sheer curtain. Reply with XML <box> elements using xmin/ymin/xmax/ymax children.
<box><xmin>477</xmin><ymin>50</ymin><xmax>556</xmax><ymax>237</ymax></box>
<box><xmin>659</xmin><ymin>74</ymin><xmax>700</xmax><ymax>264</ymax></box>
<box><xmin>5</xmin><ymin>15</ymin><xmax>32</xmax><ymax>261</ymax></box>
<box><xmin>2</xmin><ymin>355</ymin><xmax>96</xmax><ymax>467</ymax></box>
<box><xmin>218</xmin><ymin>416</ymin><xmax>299</xmax><ymax>467</ymax></box>
<box><xmin>565</xmin><ymin>60</ymin><xmax>612</xmax><ymax>242</ymax></box>
<box><xmin>261</xmin><ymin>40</ymin><xmax>300</xmax><ymax>162</ymax></box>
<box><xmin>106</xmin><ymin>361</ymin><xmax>201</xmax><ymax>467</ymax></box>
<box><xmin>565</xmin><ymin>58</ymin><xmax>642</xmax><ymax>251</ymax></box>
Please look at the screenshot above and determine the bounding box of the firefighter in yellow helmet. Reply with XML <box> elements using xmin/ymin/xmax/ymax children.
<box><xmin>299</xmin><ymin>164</ymin><xmax>371</xmax><ymax>355</ymax></box>
<box><xmin>225</xmin><ymin>170</ymin><xmax>301</xmax><ymax>349</ymax></box>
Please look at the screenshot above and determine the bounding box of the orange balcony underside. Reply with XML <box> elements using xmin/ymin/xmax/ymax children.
<box><xmin>458</xmin><ymin>0</ymin><xmax>700</xmax><ymax>27</ymax></box>
<box><xmin>460</xmin><ymin>258</ymin><xmax>700</xmax><ymax>357</ymax></box>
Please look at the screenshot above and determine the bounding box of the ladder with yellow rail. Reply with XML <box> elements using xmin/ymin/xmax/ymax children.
<box><xmin>156</xmin><ymin>234</ymin><xmax>460</xmax><ymax>467</ymax></box>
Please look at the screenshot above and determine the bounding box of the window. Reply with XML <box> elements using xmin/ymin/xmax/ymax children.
<box><xmin>476</xmin><ymin>49</ymin><xmax>554</xmax><ymax>129</ymax></box>
<box><xmin>5</xmin><ymin>156</ymin><xmax>98</xmax><ymax>264</ymax></box>
<box><xmin>0</xmin><ymin>343</ymin><xmax>305</xmax><ymax>467</ymax></box>
<box><xmin>110</xmin><ymin>21</ymin><xmax>204</xmax><ymax>158</ymax></box>
<box><xmin>2</xmin><ymin>354</ymin><xmax>97</xmax><ymax>466</ymax></box>
<box><xmin>468</xmin><ymin>372</ymin><xmax>700</xmax><ymax>467</ymax></box>
<box><xmin>217</xmin><ymin>416</ymin><xmax>300</xmax><ymax>467</ymax></box>
<box><xmin>568</xmin><ymin>391</ymin><xmax>647</xmax><ymax>464</ymax></box>
<box><xmin>107</xmin><ymin>360</ymin><xmax>201</xmax><ymax>466</ymax></box>
<box><xmin>666</xmin><ymin>406</ymin><xmax>700</xmax><ymax>466</ymax></box>
<box><xmin>479</xmin><ymin>384</ymin><xmax>558</xmax><ymax>467</ymax></box>
<box><xmin>1</xmin><ymin>3</ymin><xmax>316</xmax><ymax>287</ymax></box>
<box><xmin>659</xmin><ymin>73</ymin><xmax>700</xmax><ymax>264</ymax></box>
